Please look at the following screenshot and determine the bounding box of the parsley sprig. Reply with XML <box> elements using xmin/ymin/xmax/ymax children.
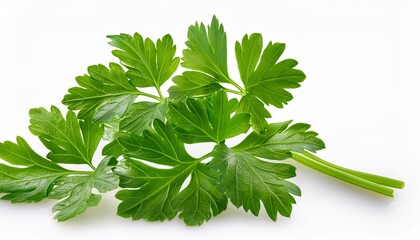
<box><xmin>0</xmin><ymin>16</ymin><xmax>404</xmax><ymax>226</ymax></box>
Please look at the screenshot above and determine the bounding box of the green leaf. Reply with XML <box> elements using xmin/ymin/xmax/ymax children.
<box><xmin>0</xmin><ymin>164</ymin><xmax>66</xmax><ymax>203</ymax></box>
<box><xmin>102</xmin><ymin>115</ymin><xmax>121</xmax><ymax>141</ymax></box>
<box><xmin>235</xmin><ymin>33</ymin><xmax>263</xmax><ymax>87</ymax></box>
<box><xmin>102</xmin><ymin>139</ymin><xmax>125</xmax><ymax>158</ymax></box>
<box><xmin>237</xmin><ymin>94</ymin><xmax>271</xmax><ymax>134</ymax></box>
<box><xmin>0</xmin><ymin>136</ymin><xmax>67</xmax><ymax>171</ymax></box>
<box><xmin>0</xmin><ymin>107</ymin><xmax>118</xmax><ymax>221</ymax></box>
<box><xmin>29</xmin><ymin>106</ymin><xmax>104</xmax><ymax>166</ymax></box>
<box><xmin>236</xmin><ymin>33</ymin><xmax>306</xmax><ymax>108</ymax></box>
<box><xmin>234</xmin><ymin>121</ymin><xmax>325</xmax><ymax>160</ymax></box>
<box><xmin>118</xmin><ymin>120</ymin><xmax>196</xmax><ymax>167</ymax></box>
<box><xmin>62</xmin><ymin>63</ymin><xmax>139</xmax><ymax>121</ymax></box>
<box><xmin>119</xmin><ymin>101</ymin><xmax>168</xmax><ymax>135</ymax></box>
<box><xmin>0</xmin><ymin>137</ymin><xmax>70</xmax><ymax>203</ymax></box>
<box><xmin>115</xmin><ymin>120</ymin><xmax>196</xmax><ymax>221</ymax></box>
<box><xmin>234</xmin><ymin>34</ymin><xmax>306</xmax><ymax>132</ymax></box>
<box><xmin>49</xmin><ymin>157</ymin><xmax>119</xmax><ymax>221</ymax></box>
<box><xmin>50</xmin><ymin>176</ymin><xmax>101</xmax><ymax>221</ymax></box>
<box><xmin>168</xmin><ymin>71</ymin><xmax>223</xmax><ymax>100</ymax></box>
<box><xmin>210</xmin><ymin>144</ymin><xmax>300</xmax><ymax>220</ymax></box>
<box><xmin>93</xmin><ymin>156</ymin><xmax>120</xmax><ymax>192</ymax></box>
<box><xmin>171</xmin><ymin>16</ymin><xmax>236</xmax><ymax>101</ymax></box>
<box><xmin>172</xmin><ymin>163</ymin><xmax>227</xmax><ymax>226</ymax></box>
<box><xmin>169</xmin><ymin>91</ymin><xmax>250</xmax><ymax>143</ymax></box>
<box><xmin>115</xmin><ymin>160</ymin><xmax>194</xmax><ymax>222</ymax></box>
<box><xmin>108</xmin><ymin>33</ymin><xmax>180</xmax><ymax>88</ymax></box>
<box><xmin>182</xmin><ymin>16</ymin><xmax>229</xmax><ymax>83</ymax></box>
<box><xmin>114</xmin><ymin>120</ymin><xmax>227</xmax><ymax>225</ymax></box>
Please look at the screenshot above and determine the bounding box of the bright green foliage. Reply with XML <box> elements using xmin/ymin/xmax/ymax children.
<box><xmin>108</xmin><ymin>33</ymin><xmax>180</xmax><ymax>88</ymax></box>
<box><xmin>211</xmin><ymin>144</ymin><xmax>300</xmax><ymax>220</ymax></box>
<box><xmin>237</xmin><ymin>94</ymin><xmax>271</xmax><ymax>134</ymax></box>
<box><xmin>235</xmin><ymin>34</ymin><xmax>305</xmax><ymax>132</ymax></box>
<box><xmin>62</xmin><ymin>63</ymin><xmax>139</xmax><ymax>121</ymax></box>
<box><xmin>63</xmin><ymin>34</ymin><xmax>181</xmax><ymax>134</ymax></box>
<box><xmin>235</xmin><ymin>33</ymin><xmax>305</xmax><ymax>108</ymax></box>
<box><xmin>0</xmin><ymin>137</ymin><xmax>70</xmax><ymax>203</ymax></box>
<box><xmin>49</xmin><ymin>157</ymin><xmax>118</xmax><ymax>221</ymax></box>
<box><xmin>175</xmin><ymin>18</ymin><xmax>305</xmax><ymax>133</ymax></box>
<box><xmin>0</xmin><ymin>15</ymin><xmax>404</xmax><ymax>226</ymax></box>
<box><xmin>169</xmin><ymin>91</ymin><xmax>250</xmax><ymax>143</ymax></box>
<box><xmin>172</xmin><ymin>163</ymin><xmax>228</xmax><ymax>226</ymax></box>
<box><xmin>233</xmin><ymin>121</ymin><xmax>325</xmax><ymax>160</ymax></box>
<box><xmin>102</xmin><ymin>138</ymin><xmax>125</xmax><ymax>158</ymax></box>
<box><xmin>235</xmin><ymin>33</ymin><xmax>263</xmax><ymax>86</ymax></box>
<box><xmin>29</xmin><ymin>106</ymin><xmax>103</xmax><ymax>166</ymax></box>
<box><xmin>0</xmin><ymin>107</ymin><xmax>118</xmax><ymax>221</ymax></box>
<box><xmin>182</xmin><ymin>16</ymin><xmax>229</xmax><ymax>83</ymax></box>
<box><xmin>119</xmin><ymin>101</ymin><xmax>168</xmax><ymax>134</ymax></box>
<box><xmin>114</xmin><ymin>120</ymin><xmax>227</xmax><ymax>225</ymax></box>
<box><xmin>102</xmin><ymin>116</ymin><xmax>121</xmax><ymax>141</ymax></box>
<box><xmin>168</xmin><ymin>71</ymin><xmax>223</xmax><ymax>100</ymax></box>
<box><xmin>114</xmin><ymin>107</ymin><xmax>322</xmax><ymax>224</ymax></box>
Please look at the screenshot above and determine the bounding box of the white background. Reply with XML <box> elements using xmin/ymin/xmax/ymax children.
<box><xmin>0</xmin><ymin>0</ymin><xmax>419</xmax><ymax>239</ymax></box>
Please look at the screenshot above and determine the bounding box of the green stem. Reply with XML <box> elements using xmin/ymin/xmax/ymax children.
<box><xmin>155</xmin><ymin>87</ymin><xmax>165</xmax><ymax>101</ymax></box>
<box><xmin>138</xmin><ymin>91</ymin><xmax>162</xmax><ymax>102</ymax></box>
<box><xmin>222</xmin><ymin>75</ymin><xmax>246</xmax><ymax>94</ymax></box>
<box><xmin>224</xmin><ymin>88</ymin><xmax>245</xmax><ymax>96</ymax></box>
<box><xmin>291</xmin><ymin>152</ymin><xmax>395</xmax><ymax>197</ymax></box>
<box><xmin>86</xmin><ymin>162</ymin><xmax>97</xmax><ymax>171</ymax></box>
<box><xmin>303</xmin><ymin>151</ymin><xmax>404</xmax><ymax>189</ymax></box>
<box><xmin>198</xmin><ymin>152</ymin><xmax>213</xmax><ymax>162</ymax></box>
<box><xmin>67</xmin><ymin>170</ymin><xmax>94</xmax><ymax>175</ymax></box>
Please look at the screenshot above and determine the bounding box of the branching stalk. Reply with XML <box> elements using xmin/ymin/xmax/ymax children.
<box><xmin>291</xmin><ymin>151</ymin><xmax>404</xmax><ymax>197</ymax></box>
<box><xmin>221</xmin><ymin>75</ymin><xmax>246</xmax><ymax>94</ymax></box>
<box><xmin>138</xmin><ymin>91</ymin><xmax>163</xmax><ymax>101</ymax></box>
<box><xmin>224</xmin><ymin>88</ymin><xmax>245</xmax><ymax>96</ymax></box>
<box><xmin>302</xmin><ymin>151</ymin><xmax>404</xmax><ymax>189</ymax></box>
<box><xmin>155</xmin><ymin>87</ymin><xmax>165</xmax><ymax>101</ymax></box>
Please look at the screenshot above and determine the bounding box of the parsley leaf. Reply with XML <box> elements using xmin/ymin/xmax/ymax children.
<box><xmin>176</xmin><ymin>17</ymin><xmax>305</xmax><ymax>133</ymax></box>
<box><xmin>235</xmin><ymin>33</ymin><xmax>263</xmax><ymax>87</ymax></box>
<box><xmin>114</xmin><ymin>120</ymin><xmax>227</xmax><ymax>225</ymax></box>
<box><xmin>233</xmin><ymin>121</ymin><xmax>326</xmax><ymax>159</ymax></box>
<box><xmin>29</xmin><ymin>106</ymin><xmax>103</xmax><ymax>168</ymax></box>
<box><xmin>0</xmin><ymin>137</ymin><xmax>70</xmax><ymax>203</ymax></box>
<box><xmin>210</xmin><ymin>144</ymin><xmax>300</xmax><ymax>220</ymax></box>
<box><xmin>49</xmin><ymin>157</ymin><xmax>118</xmax><ymax>221</ymax></box>
<box><xmin>63</xmin><ymin>33</ymin><xmax>180</xmax><ymax>123</ymax></box>
<box><xmin>172</xmin><ymin>163</ymin><xmax>227</xmax><ymax>226</ymax></box>
<box><xmin>0</xmin><ymin>15</ymin><xmax>405</xmax><ymax>225</ymax></box>
<box><xmin>182</xmin><ymin>16</ymin><xmax>229</xmax><ymax>83</ymax></box>
<box><xmin>108</xmin><ymin>33</ymin><xmax>180</xmax><ymax>90</ymax></box>
<box><xmin>119</xmin><ymin>101</ymin><xmax>168</xmax><ymax>135</ymax></box>
<box><xmin>237</xmin><ymin>94</ymin><xmax>271</xmax><ymax>134</ymax></box>
<box><xmin>172</xmin><ymin>16</ymin><xmax>246</xmax><ymax>101</ymax></box>
<box><xmin>0</xmin><ymin>106</ymin><xmax>118</xmax><ymax>221</ymax></box>
<box><xmin>169</xmin><ymin>91</ymin><xmax>250</xmax><ymax>143</ymax></box>
<box><xmin>168</xmin><ymin>71</ymin><xmax>223</xmax><ymax>100</ymax></box>
<box><xmin>235</xmin><ymin>34</ymin><xmax>306</xmax><ymax>132</ymax></box>
<box><xmin>236</xmin><ymin>33</ymin><xmax>305</xmax><ymax>108</ymax></box>
<box><xmin>62</xmin><ymin>63</ymin><xmax>139</xmax><ymax>122</ymax></box>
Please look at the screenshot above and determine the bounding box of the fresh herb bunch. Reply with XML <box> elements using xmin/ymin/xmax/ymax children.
<box><xmin>0</xmin><ymin>16</ymin><xmax>404</xmax><ymax>226</ymax></box>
